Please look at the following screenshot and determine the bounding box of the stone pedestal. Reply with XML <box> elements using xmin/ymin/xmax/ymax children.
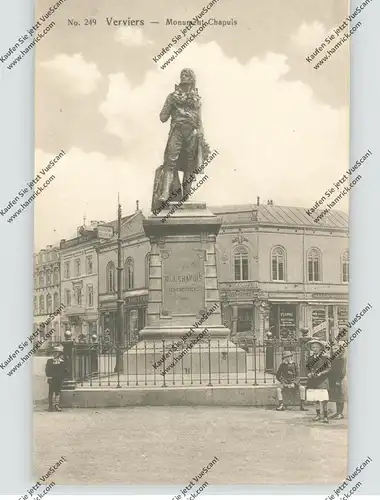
<box><xmin>123</xmin><ymin>202</ymin><xmax>245</xmax><ymax>378</ymax></box>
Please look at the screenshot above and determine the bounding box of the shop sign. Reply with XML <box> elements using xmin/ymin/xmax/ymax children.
<box><xmin>125</xmin><ymin>295</ymin><xmax>148</xmax><ymax>306</ymax></box>
<box><xmin>337</xmin><ymin>306</ymin><xmax>348</xmax><ymax>327</ymax></box>
<box><xmin>312</xmin><ymin>293</ymin><xmax>348</xmax><ymax>301</ymax></box>
<box><xmin>312</xmin><ymin>308</ymin><xmax>327</xmax><ymax>339</ymax></box>
<box><xmin>279</xmin><ymin>304</ymin><xmax>297</xmax><ymax>339</ymax></box>
<box><xmin>97</xmin><ymin>225</ymin><xmax>114</xmax><ymax>240</ymax></box>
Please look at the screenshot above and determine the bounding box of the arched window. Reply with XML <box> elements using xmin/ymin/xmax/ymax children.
<box><xmin>39</xmin><ymin>271</ymin><xmax>44</xmax><ymax>287</ymax></box>
<box><xmin>125</xmin><ymin>258</ymin><xmax>134</xmax><ymax>290</ymax></box>
<box><xmin>307</xmin><ymin>248</ymin><xmax>322</xmax><ymax>282</ymax></box>
<box><xmin>145</xmin><ymin>253</ymin><xmax>151</xmax><ymax>288</ymax></box>
<box><xmin>234</xmin><ymin>246</ymin><xmax>249</xmax><ymax>281</ymax></box>
<box><xmin>46</xmin><ymin>294</ymin><xmax>53</xmax><ymax>313</ymax></box>
<box><xmin>106</xmin><ymin>262</ymin><xmax>116</xmax><ymax>292</ymax></box>
<box><xmin>53</xmin><ymin>292</ymin><xmax>60</xmax><ymax>310</ymax></box>
<box><xmin>342</xmin><ymin>250</ymin><xmax>349</xmax><ymax>283</ymax></box>
<box><xmin>46</xmin><ymin>270</ymin><xmax>52</xmax><ymax>286</ymax></box>
<box><xmin>39</xmin><ymin>295</ymin><xmax>45</xmax><ymax>314</ymax></box>
<box><xmin>271</xmin><ymin>246</ymin><xmax>286</xmax><ymax>281</ymax></box>
<box><xmin>34</xmin><ymin>296</ymin><xmax>38</xmax><ymax>315</ymax></box>
<box><xmin>53</xmin><ymin>267</ymin><xmax>59</xmax><ymax>285</ymax></box>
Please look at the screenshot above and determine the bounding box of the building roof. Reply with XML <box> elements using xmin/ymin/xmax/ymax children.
<box><xmin>209</xmin><ymin>204</ymin><xmax>348</xmax><ymax>229</ymax></box>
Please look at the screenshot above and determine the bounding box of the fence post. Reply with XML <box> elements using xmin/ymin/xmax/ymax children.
<box><xmin>299</xmin><ymin>328</ymin><xmax>312</xmax><ymax>384</ymax></box>
<box><xmin>61</xmin><ymin>331</ymin><xmax>75</xmax><ymax>390</ymax></box>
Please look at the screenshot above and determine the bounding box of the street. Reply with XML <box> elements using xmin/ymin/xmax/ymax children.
<box><xmin>34</xmin><ymin>405</ymin><xmax>347</xmax><ymax>485</ymax></box>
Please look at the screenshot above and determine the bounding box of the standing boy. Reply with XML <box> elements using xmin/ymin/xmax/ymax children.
<box><xmin>276</xmin><ymin>351</ymin><xmax>307</xmax><ymax>411</ymax></box>
<box><xmin>45</xmin><ymin>345</ymin><xmax>66</xmax><ymax>412</ymax></box>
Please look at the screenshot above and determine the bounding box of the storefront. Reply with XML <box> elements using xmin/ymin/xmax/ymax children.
<box><xmin>100</xmin><ymin>293</ymin><xmax>148</xmax><ymax>344</ymax></box>
<box><xmin>124</xmin><ymin>293</ymin><xmax>148</xmax><ymax>344</ymax></box>
<box><xmin>308</xmin><ymin>293</ymin><xmax>348</xmax><ymax>341</ymax></box>
<box><xmin>269</xmin><ymin>303</ymin><xmax>298</xmax><ymax>341</ymax></box>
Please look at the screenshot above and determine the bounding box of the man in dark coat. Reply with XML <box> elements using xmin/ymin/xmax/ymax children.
<box><xmin>328</xmin><ymin>340</ymin><xmax>347</xmax><ymax>419</ymax></box>
<box><xmin>45</xmin><ymin>345</ymin><xmax>66</xmax><ymax>412</ymax></box>
<box><xmin>306</xmin><ymin>339</ymin><xmax>331</xmax><ymax>423</ymax></box>
<box><xmin>275</xmin><ymin>351</ymin><xmax>307</xmax><ymax>411</ymax></box>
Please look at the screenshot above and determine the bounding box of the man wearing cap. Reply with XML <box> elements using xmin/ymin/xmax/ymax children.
<box><xmin>275</xmin><ymin>351</ymin><xmax>307</xmax><ymax>411</ymax></box>
<box><xmin>45</xmin><ymin>345</ymin><xmax>66</xmax><ymax>412</ymax></box>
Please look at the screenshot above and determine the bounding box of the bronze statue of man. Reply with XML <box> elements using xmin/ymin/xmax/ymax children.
<box><xmin>151</xmin><ymin>68</ymin><xmax>210</xmax><ymax>213</ymax></box>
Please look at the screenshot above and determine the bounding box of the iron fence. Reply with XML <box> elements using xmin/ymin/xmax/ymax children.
<box><xmin>54</xmin><ymin>337</ymin><xmax>316</xmax><ymax>389</ymax></box>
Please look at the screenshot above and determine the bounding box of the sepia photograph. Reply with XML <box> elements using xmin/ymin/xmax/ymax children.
<box><xmin>27</xmin><ymin>0</ymin><xmax>352</xmax><ymax>487</ymax></box>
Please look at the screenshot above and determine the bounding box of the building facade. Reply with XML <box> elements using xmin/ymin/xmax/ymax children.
<box><xmin>98</xmin><ymin>210</ymin><xmax>150</xmax><ymax>344</ymax></box>
<box><xmin>59</xmin><ymin>223</ymin><xmax>102</xmax><ymax>340</ymax></box>
<box><xmin>67</xmin><ymin>202</ymin><xmax>349</xmax><ymax>346</ymax></box>
<box><xmin>212</xmin><ymin>203</ymin><xmax>349</xmax><ymax>344</ymax></box>
<box><xmin>33</xmin><ymin>245</ymin><xmax>61</xmax><ymax>341</ymax></box>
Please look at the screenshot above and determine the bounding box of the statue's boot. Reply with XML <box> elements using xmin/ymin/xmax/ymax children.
<box><xmin>159</xmin><ymin>170</ymin><xmax>174</xmax><ymax>202</ymax></box>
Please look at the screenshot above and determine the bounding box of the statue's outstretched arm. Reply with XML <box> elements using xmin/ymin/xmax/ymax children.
<box><xmin>160</xmin><ymin>94</ymin><xmax>173</xmax><ymax>123</ymax></box>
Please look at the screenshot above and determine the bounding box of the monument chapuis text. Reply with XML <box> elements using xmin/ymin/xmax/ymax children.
<box><xmin>123</xmin><ymin>68</ymin><xmax>245</xmax><ymax>375</ymax></box>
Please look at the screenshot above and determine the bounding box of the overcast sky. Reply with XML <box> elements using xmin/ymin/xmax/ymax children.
<box><xmin>34</xmin><ymin>0</ymin><xmax>349</xmax><ymax>249</ymax></box>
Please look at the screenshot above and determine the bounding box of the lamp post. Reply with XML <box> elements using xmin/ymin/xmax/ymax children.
<box><xmin>114</xmin><ymin>197</ymin><xmax>124</xmax><ymax>373</ymax></box>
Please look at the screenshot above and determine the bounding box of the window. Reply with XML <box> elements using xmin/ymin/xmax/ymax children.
<box><xmin>64</xmin><ymin>289</ymin><xmax>71</xmax><ymax>307</ymax></box>
<box><xmin>106</xmin><ymin>262</ymin><xmax>116</xmax><ymax>292</ymax></box>
<box><xmin>53</xmin><ymin>292</ymin><xmax>59</xmax><ymax>310</ymax></box>
<box><xmin>271</xmin><ymin>246</ymin><xmax>286</xmax><ymax>281</ymax></box>
<box><xmin>75</xmin><ymin>287</ymin><xmax>82</xmax><ymax>306</ymax></box>
<box><xmin>53</xmin><ymin>267</ymin><xmax>59</xmax><ymax>285</ymax></box>
<box><xmin>46</xmin><ymin>270</ymin><xmax>52</xmax><ymax>286</ymax></box>
<box><xmin>234</xmin><ymin>246</ymin><xmax>249</xmax><ymax>281</ymax></box>
<box><xmin>39</xmin><ymin>295</ymin><xmax>45</xmax><ymax>314</ymax></box>
<box><xmin>307</xmin><ymin>248</ymin><xmax>321</xmax><ymax>282</ymax></box>
<box><xmin>64</xmin><ymin>261</ymin><xmax>70</xmax><ymax>279</ymax></box>
<box><xmin>87</xmin><ymin>285</ymin><xmax>94</xmax><ymax>307</ymax></box>
<box><xmin>75</xmin><ymin>259</ymin><xmax>81</xmax><ymax>277</ymax></box>
<box><xmin>86</xmin><ymin>255</ymin><xmax>93</xmax><ymax>275</ymax></box>
<box><xmin>34</xmin><ymin>274</ymin><xmax>38</xmax><ymax>288</ymax></box>
<box><xmin>46</xmin><ymin>294</ymin><xmax>53</xmax><ymax>313</ymax></box>
<box><xmin>342</xmin><ymin>250</ymin><xmax>349</xmax><ymax>283</ymax></box>
<box><xmin>125</xmin><ymin>258</ymin><xmax>134</xmax><ymax>290</ymax></box>
<box><xmin>39</xmin><ymin>271</ymin><xmax>44</xmax><ymax>287</ymax></box>
<box><xmin>145</xmin><ymin>253</ymin><xmax>151</xmax><ymax>288</ymax></box>
<box><xmin>34</xmin><ymin>297</ymin><xmax>38</xmax><ymax>315</ymax></box>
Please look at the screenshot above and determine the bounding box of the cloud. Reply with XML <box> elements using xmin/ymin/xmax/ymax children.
<box><xmin>40</xmin><ymin>53</ymin><xmax>102</xmax><ymax>95</ymax></box>
<box><xmin>290</xmin><ymin>21</ymin><xmax>328</xmax><ymax>51</ymax></box>
<box><xmin>35</xmin><ymin>40</ymin><xmax>348</xmax><ymax>247</ymax></box>
<box><xmin>99</xmin><ymin>40</ymin><xmax>348</xmax><ymax>208</ymax></box>
<box><xmin>115</xmin><ymin>27</ymin><xmax>153</xmax><ymax>47</ymax></box>
<box><xmin>34</xmin><ymin>148</ymin><xmax>143</xmax><ymax>249</ymax></box>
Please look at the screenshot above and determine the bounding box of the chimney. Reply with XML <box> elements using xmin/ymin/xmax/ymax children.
<box><xmin>136</xmin><ymin>200</ymin><xmax>140</xmax><ymax>212</ymax></box>
<box><xmin>256</xmin><ymin>196</ymin><xmax>260</xmax><ymax>206</ymax></box>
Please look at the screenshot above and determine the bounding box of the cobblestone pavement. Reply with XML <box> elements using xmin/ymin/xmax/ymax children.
<box><xmin>34</xmin><ymin>405</ymin><xmax>347</xmax><ymax>486</ymax></box>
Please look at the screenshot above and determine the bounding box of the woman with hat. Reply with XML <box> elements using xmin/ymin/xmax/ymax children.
<box><xmin>45</xmin><ymin>345</ymin><xmax>66</xmax><ymax>412</ymax></box>
<box><xmin>306</xmin><ymin>338</ymin><xmax>331</xmax><ymax>423</ymax></box>
<box><xmin>275</xmin><ymin>350</ymin><xmax>307</xmax><ymax>411</ymax></box>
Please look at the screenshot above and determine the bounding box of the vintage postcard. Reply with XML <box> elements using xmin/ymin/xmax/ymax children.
<box><xmin>29</xmin><ymin>0</ymin><xmax>353</xmax><ymax>487</ymax></box>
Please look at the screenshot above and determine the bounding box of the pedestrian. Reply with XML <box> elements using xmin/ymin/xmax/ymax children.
<box><xmin>275</xmin><ymin>350</ymin><xmax>307</xmax><ymax>411</ymax></box>
<box><xmin>328</xmin><ymin>339</ymin><xmax>347</xmax><ymax>419</ymax></box>
<box><xmin>306</xmin><ymin>339</ymin><xmax>331</xmax><ymax>423</ymax></box>
<box><xmin>45</xmin><ymin>345</ymin><xmax>66</xmax><ymax>412</ymax></box>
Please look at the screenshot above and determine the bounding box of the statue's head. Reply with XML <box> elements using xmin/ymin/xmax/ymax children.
<box><xmin>180</xmin><ymin>68</ymin><xmax>196</xmax><ymax>87</ymax></box>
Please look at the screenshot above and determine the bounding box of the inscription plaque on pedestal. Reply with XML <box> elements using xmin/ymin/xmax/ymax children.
<box><xmin>162</xmin><ymin>244</ymin><xmax>205</xmax><ymax>316</ymax></box>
